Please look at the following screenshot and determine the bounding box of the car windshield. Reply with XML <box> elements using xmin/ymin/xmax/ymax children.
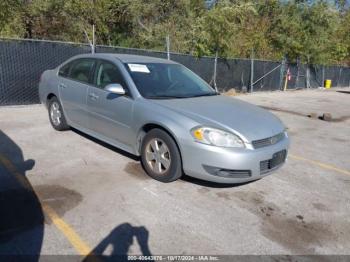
<box><xmin>124</xmin><ymin>63</ymin><xmax>217</xmax><ymax>99</ymax></box>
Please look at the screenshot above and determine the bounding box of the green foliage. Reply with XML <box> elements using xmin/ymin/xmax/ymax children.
<box><xmin>192</xmin><ymin>1</ymin><xmax>256</xmax><ymax>57</ymax></box>
<box><xmin>0</xmin><ymin>0</ymin><xmax>349</xmax><ymax>65</ymax></box>
<box><xmin>0</xmin><ymin>0</ymin><xmax>20</xmax><ymax>28</ymax></box>
<box><xmin>270</xmin><ymin>1</ymin><xmax>339</xmax><ymax>64</ymax></box>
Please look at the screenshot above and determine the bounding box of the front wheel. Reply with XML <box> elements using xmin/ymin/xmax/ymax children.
<box><xmin>141</xmin><ymin>129</ymin><xmax>182</xmax><ymax>183</ymax></box>
<box><xmin>48</xmin><ymin>97</ymin><xmax>69</xmax><ymax>131</ymax></box>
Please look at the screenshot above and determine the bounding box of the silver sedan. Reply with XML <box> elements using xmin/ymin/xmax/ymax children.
<box><xmin>39</xmin><ymin>53</ymin><xmax>289</xmax><ymax>183</ymax></box>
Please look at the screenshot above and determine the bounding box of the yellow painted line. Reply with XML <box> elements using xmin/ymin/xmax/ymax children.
<box><xmin>289</xmin><ymin>153</ymin><xmax>350</xmax><ymax>176</ymax></box>
<box><xmin>0</xmin><ymin>154</ymin><xmax>92</xmax><ymax>256</ymax></box>
<box><xmin>0</xmin><ymin>155</ymin><xmax>29</xmax><ymax>189</ymax></box>
<box><xmin>42</xmin><ymin>204</ymin><xmax>91</xmax><ymax>255</ymax></box>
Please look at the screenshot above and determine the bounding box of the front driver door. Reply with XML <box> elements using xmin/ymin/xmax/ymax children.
<box><xmin>87</xmin><ymin>60</ymin><xmax>134</xmax><ymax>149</ymax></box>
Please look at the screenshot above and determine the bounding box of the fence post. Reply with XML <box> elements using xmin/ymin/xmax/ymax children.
<box><xmin>306</xmin><ymin>65</ymin><xmax>310</xmax><ymax>89</ymax></box>
<box><xmin>280</xmin><ymin>56</ymin><xmax>286</xmax><ymax>90</ymax></box>
<box><xmin>338</xmin><ymin>66</ymin><xmax>342</xmax><ymax>87</ymax></box>
<box><xmin>322</xmin><ymin>65</ymin><xmax>325</xmax><ymax>88</ymax></box>
<box><xmin>306</xmin><ymin>56</ymin><xmax>311</xmax><ymax>89</ymax></box>
<box><xmin>92</xmin><ymin>24</ymin><xmax>95</xmax><ymax>54</ymax></box>
<box><xmin>213</xmin><ymin>50</ymin><xmax>218</xmax><ymax>92</ymax></box>
<box><xmin>296</xmin><ymin>57</ymin><xmax>300</xmax><ymax>89</ymax></box>
<box><xmin>250</xmin><ymin>48</ymin><xmax>254</xmax><ymax>93</ymax></box>
<box><xmin>166</xmin><ymin>35</ymin><xmax>170</xmax><ymax>60</ymax></box>
<box><xmin>83</xmin><ymin>24</ymin><xmax>95</xmax><ymax>54</ymax></box>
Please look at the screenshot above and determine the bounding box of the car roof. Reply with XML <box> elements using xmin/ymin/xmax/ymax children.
<box><xmin>71</xmin><ymin>53</ymin><xmax>178</xmax><ymax>64</ymax></box>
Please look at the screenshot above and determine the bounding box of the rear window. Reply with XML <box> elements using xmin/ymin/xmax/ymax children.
<box><xmin>69</xmin><ymin>59</ymin><xmax>95</xmax><ymax>84</ymax></box>
<box><xmin>58</xmin><ymin>62</ymin><xmax>72</xmax><ymax>77</ymax></box>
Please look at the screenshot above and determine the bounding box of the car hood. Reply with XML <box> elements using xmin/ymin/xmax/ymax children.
<box><xmin>151</xmin><ymin>95</ymin><xmax>285</xmax><ymax>142</ymax></box>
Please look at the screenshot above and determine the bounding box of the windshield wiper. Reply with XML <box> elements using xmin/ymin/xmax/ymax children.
<box><xmin>146</xmin><ymin>95</ymin><xmax>188</xmax><ymax>99</ymax></box>
<box><xmin>146</xmin><ymin>93</ymin><xmax>219</xmax><ymax>99</ymax></box>
<box><xmin>186</xmin><ymin>93</ymin><xmax>219</xmax><ymax>98</ymax></box>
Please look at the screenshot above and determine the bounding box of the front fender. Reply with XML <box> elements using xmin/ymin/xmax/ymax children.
<box><xmin>132</xmin><ymin>99</ymin><xmax>199</xmax><ymax>156</ymax></box>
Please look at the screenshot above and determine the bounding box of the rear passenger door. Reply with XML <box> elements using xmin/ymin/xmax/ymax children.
<box><xmin>58</xmin><ymin>58</ymin><xmax>95</xmax><ymax>128</ymax></box>
<box><xmin>87</xmin><ymin>60</ymin><xmax>134</xmax><ymax>149</ymax></box>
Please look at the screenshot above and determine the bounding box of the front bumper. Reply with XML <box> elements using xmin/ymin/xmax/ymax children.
<box><xmin>180</xmin><ymin>136</ymin><xmax>290</xmax><ymax>184</ymax></box>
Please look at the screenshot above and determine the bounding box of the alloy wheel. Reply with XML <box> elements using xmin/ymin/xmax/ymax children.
<box><xmin>50</xmin><ymin>101</ymin><xmax>62</xmax><ymax>126</ymax></box>
<box><xmin>145</xmin><ymin>138</ymin><xmax>171</xmax><ymax>175</ymax></box>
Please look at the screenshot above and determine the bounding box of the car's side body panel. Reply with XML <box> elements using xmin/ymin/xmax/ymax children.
<box><xmin>39</xmin><ymin>54</ymin><xmax>143</xmax><ymax>155</ymax></box>
<box><xmin>87</xmin><ymin>85</ymin><xmax>135</xmax><ymax>148</ymax></box>
<box><xmin>68</xmin><ymin>120</ymin><xmax>136</xmax><ymax>154</ymax></box>
<box><xmin>58</xmin><ymin>77</ymin><xmax>90</xmax><ymax>128</ymax></box>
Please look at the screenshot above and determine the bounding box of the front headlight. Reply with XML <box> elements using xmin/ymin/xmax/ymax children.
<box><xmin>191</xmin><ymin>127</ymin><xmax>245</xmax><ymax>148</ymax></box>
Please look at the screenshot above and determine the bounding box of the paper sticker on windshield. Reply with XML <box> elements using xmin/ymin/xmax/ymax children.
<box><xmin>128</xmin><ymin>64</ymin><xmax>150</xmax><ymax>73</ymax></box>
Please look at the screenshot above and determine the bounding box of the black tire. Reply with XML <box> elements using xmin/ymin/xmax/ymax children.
<box><xmin>141</xmin><ymin>128</ymin><xmax>182</xmax><ymax>183</ymax></box>
<box><xmin>47</xmin><ymin>96</ymin><xmax>69</xmax><ymax>131</ymax></box>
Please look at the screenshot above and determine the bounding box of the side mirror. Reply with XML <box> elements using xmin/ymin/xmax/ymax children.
<box><xmin>105</xmin><ymin>84</ymin><xmax>126</xmax><ymax>95</ymax></box>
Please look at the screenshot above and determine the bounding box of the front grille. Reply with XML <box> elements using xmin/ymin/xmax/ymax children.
<box><xmin>260</xmin><ymin>150</ymin><xmax>287</xmax><ymax>174</ymax></box>
<box><xmin>252</xmin><ymin>132</ymin><xmax>285</xmax><ymax>149</ymax></box>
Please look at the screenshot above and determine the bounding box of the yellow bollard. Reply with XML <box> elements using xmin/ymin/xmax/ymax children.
<box><xmin>325</xmin><ymin>79</ymin><xmax>332</xmax><ymax>89</ymax></box>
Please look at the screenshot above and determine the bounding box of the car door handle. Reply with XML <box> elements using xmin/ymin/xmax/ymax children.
<box><xmin>58</xmin><ymin>83</ymin><xmax>67</xmax><ymax>89</ymax></box>
<box><xmin>89</xmin><ymin>93</ymin><xmax>99</xmax><ymax>100</ymax></box>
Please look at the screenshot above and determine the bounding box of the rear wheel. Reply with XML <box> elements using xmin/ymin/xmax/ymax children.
<box><xmin>141</xmin><ymin>129</ymin><xmax>182</xmax><ymax>182</ymax></box>
<box><xmin>48</xmin><ymin>97</ymin><xmax>69</xmax><ymax>131</ymax></box>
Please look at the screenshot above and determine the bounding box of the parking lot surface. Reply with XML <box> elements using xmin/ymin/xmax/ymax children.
<box><xmin>0</xmin><ymin>88</ymin><xmax>349</xmax><ymax>257</ymax></box>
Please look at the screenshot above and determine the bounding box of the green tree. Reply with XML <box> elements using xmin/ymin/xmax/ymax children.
<box><xmin>0</xmin><ymin>0</ymin><xmax>349</xmax><ymax>65</ymax></box>
<box><xmin>192</xmin><ymin>1</ymin><xmax>256</xmax><ymax>57</ymax></box>
<box><xmin>0</xmin><ymin>0</ymin><xmax>21</xmax><ymax>28</ymax></box>
<box><xmin>270</xmin><ymin>1</ymin><xmax>339</xmax><ymax>64</ymax></box>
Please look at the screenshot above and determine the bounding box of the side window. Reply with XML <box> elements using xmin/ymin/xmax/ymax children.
<box><xmin>58</xmin><ymin>61</ymin><xmax>73</xmax><ymax>77</ymax></box>
<box><xmin>69</xmin><ymin>59</ymin><xmax>95</xmax><ymax>84</ymax></box>
<box><xmin>94</xmin><ymin>61</ymin><xmax>127</xmax><ymax>90</ymax></box>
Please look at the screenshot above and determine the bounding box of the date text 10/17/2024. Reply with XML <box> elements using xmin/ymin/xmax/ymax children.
<box><xmin>127</xmin><ymin>255</ymin><xmax>220</xmax><ymax>261</ymax></box>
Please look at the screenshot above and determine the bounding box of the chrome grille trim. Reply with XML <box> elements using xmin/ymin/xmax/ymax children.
<box><xmin>252</xmin><ymin>132</ymin><xmax>285</xmax><ymax>149</ymax></box>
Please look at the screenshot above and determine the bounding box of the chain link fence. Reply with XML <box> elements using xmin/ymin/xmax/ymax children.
<box><xmin>0</xmin><ymin>38</ymin><xmax>349</xmax><ymax>106</ymax></box>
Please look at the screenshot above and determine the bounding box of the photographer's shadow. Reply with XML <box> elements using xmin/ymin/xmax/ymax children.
<box><xmin>84</xmin><ymin>223</ymin><xmax>152</xmax><ymax>262</ymax></box>
<box><xmin>0</xmin><ymin>131</ymin><xmax>44</xmax><ymax>261</ymax></box>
